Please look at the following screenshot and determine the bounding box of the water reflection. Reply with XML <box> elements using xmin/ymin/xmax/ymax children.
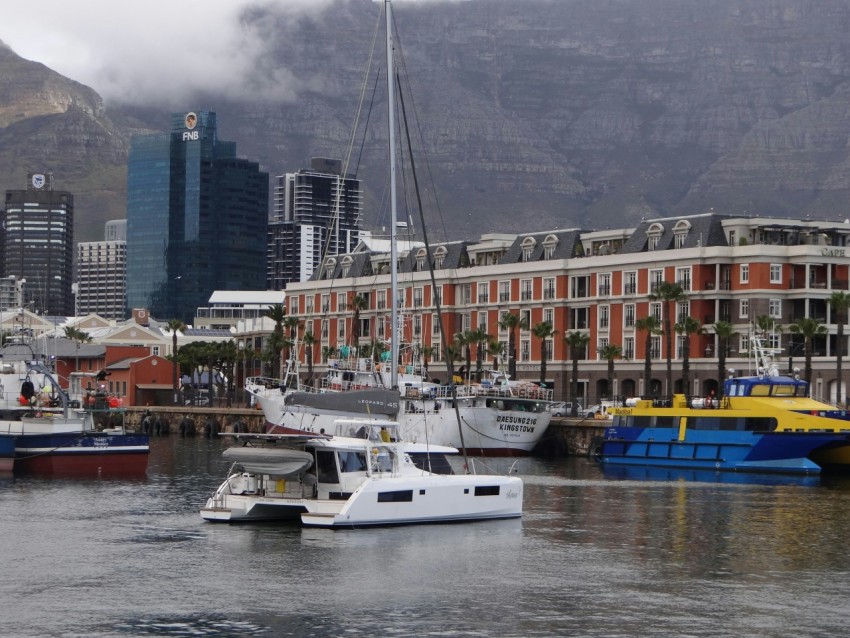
<box><xmin>2</xmin><ymin>438</ymin><xmax>850</xmax><ymax>637</ymax></box>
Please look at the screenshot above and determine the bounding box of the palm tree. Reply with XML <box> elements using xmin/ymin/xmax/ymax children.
<box><xmin>262</xmin><ymin>304</ymin><xmax>286</xmax><ymax>378</ymax></box>
<box><xmin>712</xmin><ymin>320</ymin><xmax>735</xmax><ymax>397</ymax></box>
<box><xmin>790</xmin><ymin>317</ymin><xmax>828</xmax><ymax>387</ymax></box>
<box><xmin>486</xmin><ymin>337</ymin><xmax>504</xmax><ymax>371</ymax></box>
<box><xmin>468</xmin><ymin>327</ymin><xmax>489</xmax><ymax>381</ymax></box>
<box><xmin>675</xmin><ymin>316</ymin><xmax>704</xmax><ymax>400</ymax></box>
<box><xmin>348</xmin><ymin>294</ymin><xmax>368</xmax><ymax>353</ymax></box>
<box><xmin>321</xmin><ymin>345</ymin><xmax>336</xmax><ymax>364</ymax></box>
<box><xmin>564</xmin><ymin>331</ymin><xmax>590</xmax><ymax>415</ymax></box>
<box><xmin>531</xmin><ymin>321</ymin><xmax>557</xmax><ymax>387</ymax></box>
<box><xmin>636</xmin><ymin>315</ymin><xmax>662</xmax><ymax>396</ymax></box>
<box><xmin>420</xmin><ymin>345</ymin><xmax>436</xmax><ymax>378</ymax></box>
<box><xmin>828</xmin><ymin>291</ymin><xmax>850</xmax><ymax>405</ymax></box>
<box><xmin>499</xmin><ymin>312</ymin><xmax>528</xmax><ymax>379</ymax></box>
<box><xmin>454</xmin><ymin>330</ymin><xmax>475</xmax><ymax>383</ymax></box>
<box><xmin>650</xmin><ymin>281</ymin><xmax>686</xmax><ymax>397</ymax></box>
<box><xmin>302</xmin><ymin>331</ymin><xmax>317</xmax><ymax>381</ymax></box>
<box><xmin>166</xmin><ymin>318</ymin><xmax>186</xmax><ymax>404</ymax></box>
<box><xmin>283</xmin><ymin>315</ymin><xmax>301</xmax><ymax>368</ymax></box>
<box><xmin>598</xmin><ymin>343</ymin><xmax>622</xmax><ymax>400</ymax></box>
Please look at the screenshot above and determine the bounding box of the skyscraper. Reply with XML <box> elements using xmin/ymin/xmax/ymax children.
<box><xmin>125</xmin><ymin>111</ymin><xmax>269</xmax><ymax>322</ymax></box>
<box><xmin>3</xmin><ymin>173</ymin><xmax>74</xmax><ymax>315</ymax></box>
<box><xmin>76</xmin><ymin>220</ymin><xmax>127</xmax><ymax>319</ymax></box>
<box><xmin>268</xmin><ymin>158</ymin><xmax>362</xmax><ymax>289</ymax></box>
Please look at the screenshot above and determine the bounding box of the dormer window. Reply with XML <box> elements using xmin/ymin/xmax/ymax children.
<box><xmin>543</xmin><ymin>234</ymin><xmax>558</xmax><ymax>259</ymax></box>
<box><xmin>521</xmin><ymin>237</ymin><xmax>537</xmax><ymax>262</ymax></box>
<box><xmin>434</xmin><ymin>246</ymin><xmax>447</xmax><ymax>269</ymax></box>
<box><xmin>647</xmin><ymin>223</ymin><xmax>664</xmax><ymax>251</ymax></box>
<box><xmin>673</xmin><ymin>220</ymin><xmax>691</xmax><ymax>249</ymax></box>
<box><xmin>416</xmin><ymin>248</ymin><xmax>428</xmax><ymax>271</ymax></box>
<box><xmin>324</xmin><ymin>257</ymin><xmax>337</xmax><ymax>279</ymax></box>
<box><xmin>341</xmin><ymin>256</ymin><xmax>353</xmax><ymax>278</ymax></box>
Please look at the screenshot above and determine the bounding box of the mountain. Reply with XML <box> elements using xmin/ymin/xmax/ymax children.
<box><xmin>4</xmin><ymin>0</ymin><xmax>850</xmax><ymax>245</ymax></box>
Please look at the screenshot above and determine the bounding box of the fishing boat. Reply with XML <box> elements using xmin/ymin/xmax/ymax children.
<box><xmin>200</xmin><ymin>418</ymin><xmax>522</xmax><ymax>526</ymax></box>
<box><xmin>0</xmin><ymin>360</ymin><xmax>149</xmax><ymax>476</ymax></box>
<box><xmin>598</xmin><ymin>334</ymin><xmax>850</xmax><ymax>474</ymax></box>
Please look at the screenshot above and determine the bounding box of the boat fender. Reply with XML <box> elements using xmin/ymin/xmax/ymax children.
<box><xmin>587</xmin><ymin>435</ymin><xmax>604</xmax><ymax>461</ymax></box>
<box><xmin>21</xmin><ymin>380</ymin><xmax>35</xmax><ymax>401</ymax></box>
<box><xmin>204</xmin><ymin>418</ymin><xmax>220</xmax><ymax>438</ymax></box>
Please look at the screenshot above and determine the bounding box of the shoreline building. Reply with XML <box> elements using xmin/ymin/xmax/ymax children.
<box><xmin>3</xmin><ymin>173</ymin><xmax>74</xmax><ymax>315</ymax></box>
<box><xmin>268</xmin><ymin>158</ymin><xmax>363</xmax><ymax>289</ymax></box>
<box><xmin>126</xmin><ymin>111</ymin><xmax>269</xmax><ymax>323</ymax></box>
<box><xmin>76</xmin><ymin>220</ymin><xmax>127</xmax><ymax>320</ymax></box>
<box><xmin>282</xmin><ymin>212</ymin><xmax>850</xmax><ymax>405</ymax></box>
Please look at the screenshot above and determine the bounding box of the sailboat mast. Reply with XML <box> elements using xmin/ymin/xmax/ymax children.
<box><xmin>386</xmin><ymin>0</ymin><xmax>399</xmax><ymax>390</ymax></box>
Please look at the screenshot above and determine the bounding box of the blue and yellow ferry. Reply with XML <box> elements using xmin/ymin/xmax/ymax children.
<box><xmin>601</xmin><ymin>338</ymin><xmax>850</xmax><ymax>474</ymax></box>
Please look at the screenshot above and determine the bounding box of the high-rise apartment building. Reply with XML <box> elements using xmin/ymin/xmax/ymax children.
<box><xmin>3</xmin><ymin>173</ymin><xmax>74</xmax><ymax>315</ymax></box>
<box><xmin>76</xmin><ymin>220</ymin><xmax>127</xmax><ymax>319</ymax></box>
<box><xmin>268</xmin><ymin>158</ymin><xmax>362</xmax><ymax>289</ymax></box>
<box><xmin>126</xmin><ymin>111</ymin><xmax>269</xmax><ymax>323</ymax></box>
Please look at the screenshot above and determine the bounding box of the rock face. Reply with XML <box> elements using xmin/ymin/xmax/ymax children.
<box><xmin>4</xmin><ymin>0</ymin><xmax>850</xmax><ymax>244</ymax></box>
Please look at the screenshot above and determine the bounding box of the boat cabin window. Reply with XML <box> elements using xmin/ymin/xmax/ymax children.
<box><xmin>316</xmin><ymin>450</ymin><xmax>340</xmax><ymax>483</ymax></box>
<box><xmin>338</xmin><ymin>450</ymin><xmax>368</xmax><ymax>473</ymax></box>
<box><xmin>688</xmin><ymin>416</ymin><xmax>778</xmax><ymax>432</ymax></box>
<box><xmin>614</xmin><ymin>415</ymin><xmax>679</xmax><ymax>428</ymax></box>
<box><xmin>750</xmin><ymin>384</ymin><xmax>770</xmax><ymax>396</ymax></box>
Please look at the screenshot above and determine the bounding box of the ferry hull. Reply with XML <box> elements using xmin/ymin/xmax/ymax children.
<box><xmin>601</xmin><ymin>427</ymin><xmax>846</xmax><ymax>474</ymax></box>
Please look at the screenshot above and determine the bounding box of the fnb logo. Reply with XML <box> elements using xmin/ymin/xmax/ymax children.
<box><xmin>182</xmin><ymin>131</ymin><xmax>199</xmax><ymax>141</ymax></box>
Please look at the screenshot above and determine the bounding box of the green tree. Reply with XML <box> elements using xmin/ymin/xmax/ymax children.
<box><xmin>598</xmin><ymin>343</ymin><xmax>623</xmax><ymax>400</ymax></box>
<box><xmin>790</xmin><ymin>317</ymin><xmax>828</xmax><ymax>387</ymax></box>
<box><xmin>419</xmin><ymin>345</ymin><xmax>436</xmax><ymax>378</ymax></box>
<box><xmin>828</xmin><ymin>291</ymin><xmax>850</xmax><ymax>405</ymax></box>
<box><xmin>454</xmin><ymin>330</ymin><xmax>475</xmax><ymax>383</ymax></box>
<box><xmin>486</xmin><ymin>337</ymin><xmax>504</xmax><ymax>371</ymax></box>
<box><xmin>636</xmin><ymin>314</ymin><xmax>662</xmax><ymax>396</ymax></box>
<box><xmin>262</xmin><ymin>304</ymin><xmax>286</xmax><ymax>379</ymax></box>
<box><xmin>166</xmin><ymin>318</ymin><xmax>186</xmax><ymax>404</ymax></box>
<box><xmin>531</xmin><ymin>321</ymin><xmax>557</xmax><ymax>387</ymax></box>
<box><xmin>650</xmin><ymin>281</ymin><xmax>686</xmax><ymax>397</ymax></box>
<box><xmin>282</xmin><ymin>315</ymin><xmax>301</xmax><ymax>368</ymax></box>
<box><xmin>712</xmin><ymin>320</ymin><xmax>735</xmax><ymax>398</ymax></box>
<box><xmin>348</xmin><ymin>294</ymin><xmax>368</xmax><ymax>352</ymax></box>
<box><xmin>468</xmin><ymin>327</ymin><xmax>489</xmax><ymax>381</ymax></box>
<box><xmin>675</xmin><ymin>316</ymin><xmax>704</xmax><ymax>400</ymax></box>
<box><xmin>302</xmin><ymin>330</ymin><xmax>317</xmax><ymax>380</ymax></box>
<box><xmin>499</xmin><ymin>312</ymin><xmax>528</xmax><ymax>379</ymax></box>
<box><xmin>564</xmin><ymin>331</ymin><xmax>590</xmax><ymax>415</ymax></box>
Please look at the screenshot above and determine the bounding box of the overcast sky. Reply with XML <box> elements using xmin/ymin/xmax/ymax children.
<box><xmin>0</xmin><ymin>0</ymin><xmax>358</xmax><ymax>105</ymax></box>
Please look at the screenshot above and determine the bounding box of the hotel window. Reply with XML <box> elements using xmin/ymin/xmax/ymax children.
<box><xmin>397</xmin><ymin>289</ymin><xmax>407</xmax><ymax>309</ymax></box>
<box><xmin>570</xmin><ymin>275</ymin><xmax>590</xmax><ymax>298</ymax></box>
<box><xmin>647</xmin><ymin>223</ymin><xmax>664</xmax><ymax>251</ymax></box>
<box><xmin>324</xmin><ymin>258</ymin><xmax>336</xmax><ymax>279</ymax></box>
<box><xmin>377</xmin><ymin>290</ymin><xmax>387</xmax><ymax>310</ymax></box>
<box><xmin>768</xmin><ymin>333</ymin><xmax>780</xmax><ymax>349</ymax></box>
<box><xmin>651</xmin><ymin>336</ymin><xmax>661</xmax><ymax>360</ymax></box>
<box><xmin>416</xmin><ymin>248</ymin><xmax>427</xmax><ymax>271</ymax></box>
<box><xmin>598</xmin><ymin>337</ymin><xmax>609</xmax><ymax>359</ymax></box>
<box><xmin>290</xmin><ymin>297</ymin><xmax>298</xmax><ymax>314</ymax></box>
<box><xmin>740</xmin><ymin>334</ymin><xmax>750</xmax><ymax>354</ymax></box>
<box><xmin>649</xmin><ymin>269</ymin><xmax>664</xmax><ymax>292</ymax></box>
<box><xmin>571</xmin><ymin>307</ymin><xmax>588</xmax><ymax>330</ymax></box>
<box><xmin>624</xmin><ymin>337</ymin><xmax>635</xmax><ymax>360</ymax></box>
<box><xmin>337</xmin><ymin>320</ymin><xmax>345</xmax><ymax>341</ymax></box>
<box><xmin>521</xmin><ymin>237</ymin><xmax>536</xmax><ymax>262</ymax></box>
<box><xmin>769</xmin><ymin>299</ymin><xmax>782</xmax><ymax>318</ymax></box>
<box><xmin>770</xmin><ymin>264</ymin><xmax>782</xmax><ymax>284</ymax></box>
<box><xmin>740</xmin><ymin>299</ymin><xmax>749</xmax><ymax>319</ymax></box>
<box><xmin>461</xmin><ymin>313</ymin><xmax>471</xmax><ymax>332</ymax></box>
<box><xmin>478</xmin><ymin>311</ymin><xmax>488</xmax><ymax>332</ymax></box>
<box><xmin>543</xmin><ymin>308</ymin><xmax>554</xmax><ymax>325</ymax></box>
<box><xmin>478</xmin><ymin>282</ymin><xmax>489</xmax><ymax>303</ymax></box>
<box><xmin>520</xmin><ymin>339</ymin><xmax>530</xmax><ymax>362</ymax></box>
<box><xmin>337</xmin><ymin>292</ymin><xmax>347</xmax><ymax>312</ymax></box>
<box><xmin>676</xmin><ymin>267</ymin><xmax>691</xmax><ymax>291</ymax></box>
<box><xmin>499</xmin><ymin>281</ymin><xmax>511</xmax><ymax>302</ymax></box>
<box><xmin>377</xmin><ymin>318</ymin><xmax>385</xmax><ymax>338</ymax></box>
<box><xmin>543</xmin><ymin>277</ymin><xmax>556</xmax><ymax>300</ymax></box>
<box><xmin>521</xmin><ymin>279</ymin><xmax>533</xmax><ymax>301</ymax></box>
<box><xmin>413</xmin><ymin>315</ymin><xmax>422</xmax><ymax>337</ymax></box>
<box><xmin>432</xmin><ymin>314</ymin><xmax>441</xmax><ymax>335</ymax></box>
<box><xmin>321</xmin><ymin>294</ymin><xmax>330</xmax><ymax>312</ymax></box>
<box><xmin>460</xmin><ymin>283</ymin><xmax>472</xmax><ymax>305</ymax></box>
<box><xmin>740</xmin><ymin>264</ymin><xmax>749</xmax><ymax>284</ymax></box>
<box><xmin>434</xmin><ymin>286</ymin><xmax>443</xmax><ymax>306</ymax></box>
<box><xmin>341</xmin><ymin>256</ymin><xmax>353</xmax><ymax>277</ymax></box>
<box><xmin>677</xmin><ymin>301</ymin><xmax>689</xmax><ymax>323</ymax></box>
<box><xmin>650</xmin><ymin>302</ymin><xmax>662</xmax><ymax>321</ymax></box>
<box><xmin>599</xmin><ymin>305</ymin><xmax>609</xmax><ymax>329</ymax></box>
<box><xmin>624</xmin><ymin>304</ymin><xmax>636</xmax><ymax>327</ymax></box>
<box><xmin>598</xmin><ymin>273</ymin><xmax>611</xmax><ymax>296</ymax></box>
<box><xmin>521</xmin><ymin>309</ymin><xmax>531</xmax><ymax>329</ymax></box>
<box><xmin>624</xmin><ymin>271</ymin><xmax>637</xmax><ymax>295</ymax></box>
<box><xmin>413</xmin><ymin>287</ymin><xmax>423</xmax><ymax>307</ymax></box>
<box><xmin>305</xmin><ymin>296</ymin><xmax>314</xmax><ymax>314</ymax></box>
<box><xmin>673</xmin><ymin>220</ymin><xmax>690</xmax><ymax>249</ymax></box>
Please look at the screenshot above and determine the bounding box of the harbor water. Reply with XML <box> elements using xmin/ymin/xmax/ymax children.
<box><xmin>2</xmin><ymin>437</ymin><xmax>850</xmax><ymax>637</ymax></box>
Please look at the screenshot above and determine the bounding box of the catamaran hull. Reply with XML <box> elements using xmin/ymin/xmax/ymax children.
<box><xmin>12</xmin><ymin>433</ymin><xmax>150</xmax><ymax>476</ymax></box>
<box><xmin>201</xmin><ymin>474</ymin><xmax>523</xmax><ymax>526</ymax></box>
<box><xmin>601</xmin><ymin>426</ymin><xmax>849</xmax><ymax>474</ymax></box>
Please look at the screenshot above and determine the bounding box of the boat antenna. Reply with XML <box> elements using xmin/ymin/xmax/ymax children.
<box><xmin>386</xmin><ymin>0</ymin><xmax>399</xmax><ymax>391</ymax></box>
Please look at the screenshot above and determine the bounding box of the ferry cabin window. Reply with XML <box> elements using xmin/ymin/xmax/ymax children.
<box><xmin>614</xmin><ymin>415</ymin><xmax>679</xmax><ymax>428</ymax></box>
<box><xmin>316</xmin><ymin>450</ymin><xmax>340</xmax><ymax>483</ymax></box>
<box><xmin>338</xmin><ymin>451</ymin><xmax>368</xmax><ymax>473</ymax></box>
<box><xmin>688</xmin><ymin>417</ymin><xmax>778</xmax><ymax>432</ymax></box>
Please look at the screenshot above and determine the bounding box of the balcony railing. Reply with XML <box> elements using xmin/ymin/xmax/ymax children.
<box><xmin>623</xmin><ymin>284</ymin><xmax>636</xmax><ymax>295</ymax></box>
<box><xmin>598</xmin><ymin>285</ymin><xmax>611</xmax><ymax>296</ymax></box>
<box><xmin>499</xmin><ymin>292</ymin><xmax>510</xmax><ymax>302</ymax></box>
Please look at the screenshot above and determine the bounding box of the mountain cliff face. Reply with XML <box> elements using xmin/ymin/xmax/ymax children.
<box><xmin>3</xmin><ymin>0</ymin><xmax>850</xmax><ymax>245</ymax></box>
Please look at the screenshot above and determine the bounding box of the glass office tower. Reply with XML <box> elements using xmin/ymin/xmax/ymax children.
<box><xmin>126</xmin><ymin>111</ymin><xmax>269</xmax><ymax>323</ymax></box>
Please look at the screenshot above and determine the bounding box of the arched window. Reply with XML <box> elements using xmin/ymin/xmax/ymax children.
<box><xmin>673</xmin><ymin>220</ymin><xmax>691</xmax><ymax>249</ymax></box>
<box><xmin>647</xmin><ymin>223</ymin><xmax>664</xmax><ymax>251</ymax></box>
<box><xmin>521</xmin><ymin>237</ymin><xmax>537</xmax><ymax>262</ymax></box>
<box><xmin>416</xmin><ymin>247</ymin><xmax>428</xmax><ymax>271</ymax></box>
<box><xmin>543</xmin><ymin>234</ymin><xmax>559</xmax><ymax>259</ymax></box>
<box><xmin>324</xmin><ymin>257</ymin><xmax>337</xmax><ymax>279</ymax></box>
<box><xmin>434</xmin><ymin>246</ymin><xmax>448</xmax><ymax>269</ymax></box>
<box><xmin>341</xmin><ymin>255</ymin><xmax>353</xmax><ymax>278</ymax></box>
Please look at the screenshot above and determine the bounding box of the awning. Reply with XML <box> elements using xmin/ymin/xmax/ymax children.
<box><xmin>135</xmin><ymin>383</ymin><xmax>174</xmax><ymax>390</ymax></box>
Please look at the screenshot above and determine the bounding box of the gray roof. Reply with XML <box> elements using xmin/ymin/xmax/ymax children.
<box><xmin>500</xmin><ymin>230</ymin><xmax>583</xmax><ymax>263</ymax></box>
<box><xmin>620</xmin><ymin>214</ymin><xmax>730</xmax><ymax>254</ymax></box>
